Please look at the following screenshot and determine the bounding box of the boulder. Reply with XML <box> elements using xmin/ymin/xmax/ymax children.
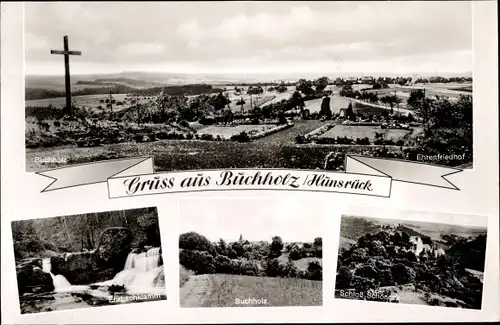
<box><xmin>16</xmin><ymin>262</ymin><xmax>54</xmax><ymax>295</ymax></box>
<box><xmin>50</xmin><ymin>251</ymin><xmax>116</xmax><ymax>285</ymax></box>
<box><xmin>97</xmin><ymin>227</ymin><xmax>133</xmax><ymax>268</ymax></box>
<box><xmin>50</xmin><ymin>227</ymin><xmax>133</xmax><ymax>285</ymax></box>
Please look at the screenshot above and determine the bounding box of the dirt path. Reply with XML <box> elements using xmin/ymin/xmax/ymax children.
<box><xmin>179</xmin><ymin>275</ymin><xmax>212</xmax><ymax>308</ymax></box>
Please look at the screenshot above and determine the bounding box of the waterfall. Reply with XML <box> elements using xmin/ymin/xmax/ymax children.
<box><xmin>42</xmin><ymin>258</ymin><xmax>72</xmax><ymax>291</ymax></box>
<box><xmin>109</xmin><ymin>247</ymin><xmax>163</xmax><ymax>293</ymax></box>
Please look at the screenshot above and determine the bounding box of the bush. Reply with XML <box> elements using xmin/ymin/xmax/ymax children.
<box><xmin>306</xmin><ymin>260</ymin><xmax>322</xmax><ymax>280</ymax></box>
<box><xmin>200</xmin><ymin>134</ymin><xmax>214</xmax><ymax>141</ymax></box>
<box><xmin>335</xmin><ymin>266</ymin><xmax>353</xmax><ymax>289</ymax></box>
<box><xmin>355</xmin><ymin>137</ymin><xmax>370</xmax><ymax>145</ymax></box>
<box><xmin>215</xmin><ymin>254</ymin><xmax>233</xmax><ymax>274</ymax></box>
<box><xmin>282</xmin><ymin>260</ymin><xmax>299</xmax><ymax>278</ymax></box>
<box><xmin>295</xmin><ymin>134</ymin><xmax>306</xmax><ymax>144</ymax></box>
<box><xmin>230</xmin><ymin>131</ymin><xmax>250</xmax><ymax>142</ymax></box>
<box><xmin>355</xmin><ymin>265</ymin><xmax>379</xmax><ymax>280</ymax></box>
<box><xmin>178</xmin><ymin>119</ymin><xmax>189</xmax><ymax>128</ymax></box>
<box><xmin>265</xmin><ymin>258</ymin><xmax>282</xmax><ymax>277</ymax></box>
<box><xmin>179</xmin><ymin>249</ymin><xmax>216</xmax><ymax>275</ymax></box>
<box><xmin>289</xmin><ymin>246</ymin><xmax>305</xmax><ymax>260</ymax></box>
<box><xmin>391</xmin><ymin>263</ymin><xmax>416</xmax><ymax>284</ymax></box>
<box><xmin>349</xmin><ymin>247</ymin><xmax>369</xmax><ymax>263</ymax></box>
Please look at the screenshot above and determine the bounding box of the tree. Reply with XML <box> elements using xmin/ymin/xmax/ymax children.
<box><xmin>222</xmin><ymin>109</ymin><xmax>234</xmax><ymax>123</ymax></box>
<box><xmin>289</xmin><ymin>245</ymin><xmax>304</xmax><ymax>260</ymax></box>
<box><xmin>345</xmin><ymin>102</ymin><xmax>355</xmax><ymax>121</ymax></box>
<box><xmin>296</xmin><ymin>79</ymin><xmax>314</xmax><ymax>95</ymax></box>
<box><xmin>312</xmin><ymin>237</ymin><xmax>323</xmax><ymax>258</ymax></box>
<box><xmin>290</xmin><ymin>91</ymin><xmax>305</xmax><ymax>114</ymax></box>
<box><xmin>407</xmin><ymin>89</ymin><xmax>425</xmax><ymax>110</ymax></box>
<box><xmin>247</xmin><ymin>85</ymin><xmax>264</xmax><ymax>95</ymax></box>
<box><xmin>216</xmin><ymin>238</ymin><xmax>227</xmax><ymax>256</ymax></box>
<box><xmin>319</xmin><ymin>96</ymin><xmax>332</xmax><ymax>119</ymax></box>
<box><xmin>277</xmin><ymin>111</ymin><xmax>287</xmax><ymax>125</ymax></box>
<box><xmin>340</xmin><ymin>84</ymin><xmax>355</xmax><ymax>98</ymax></box>
<box><xmin>265</xmin><ymin>258</ymin><xmax>282</xmax><ymax>277</ymax></box>
<box><xmin>307</xmin><ymin>260</ymin><xmax>322</xmax><ymax>280</ymax></box>
<box><xmin>336</xmin><ymin>266</ymin><xmax>353</xmax><ymax>289</ymax></box>
<box><xmin>276</xmin><ymin>84</ymin><xmax>288</xmax><ymax>93</ymax></box>
<box><xmin>314</xmin><ymin>76</ymin><xmax>329</xmax><ymax>92</ymax></box>
<box><xmin>209</xmin><ymin>92</ymin><xmax>230</xmax><ymax>110</ymax></box>
<box><xmin>314</xmin><ymin>237</ymin><xmax>322</xmax><ymax>247</ymax></box>
<box><xmin>179</xmin><ymin>232</ymin><xmax>216</xmax><ymax>255</ymax></box>
<box><xmin>179</xmin><ymin>249</ymin><xmax>216</xmax><ymax>275</ymax></box>
<box><xmin>269</xmin><ymin>236</ymin><xmax>284</xmax><ymax>258</ymax></box>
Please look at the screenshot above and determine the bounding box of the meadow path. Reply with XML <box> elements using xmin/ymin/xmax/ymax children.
<box><xmin>179</xmin><ymin>275</ymin><xmax>212</xmax><ymax>307</ymax></box>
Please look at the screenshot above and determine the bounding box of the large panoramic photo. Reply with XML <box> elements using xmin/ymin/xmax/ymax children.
<box><xmin>25</xmin><ymin>2</ymin><xmax>473</xmax><ymax>172</ymax></box>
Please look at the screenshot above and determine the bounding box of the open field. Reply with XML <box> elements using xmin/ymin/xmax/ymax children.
<box><xmin>293</xmin><ymin>257</ymin><xmax>322</xmax><ymax>272</ymax></box>
<box><xmin>266</xmin><ymin>90</ymin><xmax>295</xmax><ymax>104</ymax></box>
<box><xmin>26</xmin><ymin>94</ymin><xmax>131</xmax><ymax>112</ymax></box>
<box><xmin>394</xmin><ymin>220</ymin><xmax>488</xmax><ymax>241</ymax></box>
<box><xmin>225</xmin><ymin>89</ymin><xmax>276</xmax><ymax>112</ymax></box>
<box><xmin>180</xmin><ymin>274</ymin><xmax>322</xmax><ymax>307</ymax></box>
<box><xmin>304</xmin><ymin>95</ymin><xmax>351</xmax><ymax>114</ymax></box>
<box><xmin>254</xmin><ymin>120</ymin><xmax>324</xmax><ymax>145</ymax></box>
<box><xmin>320</xmin><ymin>125</ymin><xmax>413</xmax><ymax>141</ymax></box>
<box><xmin>197</xmin><ymin>124</ymin><xmax>275</xmax><ymax>139</ymax></box>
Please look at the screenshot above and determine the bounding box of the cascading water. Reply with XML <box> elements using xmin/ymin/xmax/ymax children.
<box><xmin>42</xmin><ymin>258</ymin><xmax>72</xmax><ymax>291</ymax></box>
<box><xmin>107</xmin><ymin>247</ymin><xmax>163</xmax><ymax>294</ymax></box>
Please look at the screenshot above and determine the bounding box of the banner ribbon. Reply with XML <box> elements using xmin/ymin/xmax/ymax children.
<box><xmin>37</xmin><ymin>155</ymin><xmax>462</xmax><ymax>198</ymax></box>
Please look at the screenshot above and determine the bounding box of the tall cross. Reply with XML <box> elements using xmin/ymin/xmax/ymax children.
<box><xmin>51</xmin><ymin>35</ymin><xmax>82</xmax><ymax>117</ymax></box>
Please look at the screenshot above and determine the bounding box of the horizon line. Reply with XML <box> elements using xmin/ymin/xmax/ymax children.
<box><xmin>25</xmin><ymin>70</ymin><xmax>474</xmax><ymax>77</ymax></box>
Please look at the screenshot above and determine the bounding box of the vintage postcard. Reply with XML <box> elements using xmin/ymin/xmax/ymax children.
<box><xmin>1</xmin><ymin>1</ymin><xmax>498</xmax><ymax>324</ymax></box>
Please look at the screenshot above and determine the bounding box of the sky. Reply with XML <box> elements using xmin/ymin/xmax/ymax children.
<box><xmin>24</xmin><ymin>1</ymin><xmax>473</xmax><ymax>76</ymax></box>
<box><xmin>179</xmin><ymin>199</ymin><xmax>324</xmax><ymax>242</ymax></box>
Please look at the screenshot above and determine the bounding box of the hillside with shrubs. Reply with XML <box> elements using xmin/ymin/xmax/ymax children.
<box><xmin>179</xmin><ymin>232</ymin><xmax>323</xmax><ymax>282</ymax></box>
<box><xmin>335</xmin><ymin>217</ymin><xmax>487</xmax><ymax>309</ymax></box>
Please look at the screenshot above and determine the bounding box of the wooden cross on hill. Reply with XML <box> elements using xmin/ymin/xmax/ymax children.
<box><xmin>51</xmin><ymin>35</ymin><xmax>82</xmax><ymax>117</ymax></box>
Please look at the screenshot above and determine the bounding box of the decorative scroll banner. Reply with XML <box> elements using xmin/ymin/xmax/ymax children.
<box><xmin>37</xmin><ymin>155</ymin><xmax>462</xmax><ymax>198</ymax></box>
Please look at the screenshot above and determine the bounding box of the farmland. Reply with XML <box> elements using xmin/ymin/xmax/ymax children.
<box><xmin>25</xmin><ymin>74</ymin><xmax>473</xmax><ymax>172</ymax></box>
<box><xmin>319</xmin><ymin>125</ymin><xmax>415</xmax><ymax>141</ymax></box>
<box><xmin>197</xmin><ymin>125</ymin><xmax>275</xmax><ymax>139</ymax></box>
<box><xmin>26</xmin><ymin>94</ymin><xmax>131</xmax><ymax>112</ymax></box>
<box><xmin>180</xmin><ymin>274</ymin><xmax>322</xmax><ymax>307</ymax></box>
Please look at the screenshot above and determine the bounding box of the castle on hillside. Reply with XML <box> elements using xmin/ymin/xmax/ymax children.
<box><xmin>409</xmin><ymin>236</ymin><xmax>445</xmax><ymax>259</ymax></box>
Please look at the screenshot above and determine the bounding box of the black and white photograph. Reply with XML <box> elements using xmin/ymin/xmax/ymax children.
<box><xmin>11</xmin><ymin>207</ymin><xmax>166</xmax><ymax>314</ymax></box>
<box><xmin>25</xmin><ymin>1</ymin><xmax>473</xmax><ymax>173</ymax></box>
<box><xmin>178</xmin><ymin>200</ymin><xmax>323</xmax><ymax>307</ymax></box>
<box><xmin>334</xmin><ymin>213</ymin><xmax>487</xmax><ymax>309</ymax></box>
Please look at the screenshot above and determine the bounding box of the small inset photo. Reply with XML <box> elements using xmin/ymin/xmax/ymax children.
<box><xmin>334</xmin><ymin>212</ymin><xmax>487</xmax><ymax>309</ymax></box>
<box><xmin>178</xmin><ymin>199</ymin><xmax>323</xmax><ymax>308</ymax></box>
<box><xmin>11</xmin><ymin>207</ymin><xmax>166</xmax><ymax>314</ymax></box>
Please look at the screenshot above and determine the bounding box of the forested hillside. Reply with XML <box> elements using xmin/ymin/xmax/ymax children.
<box><xmin>12</xmin><ymin>207</ymin><xmax>160</xmax><ymax>259</ymax></box>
